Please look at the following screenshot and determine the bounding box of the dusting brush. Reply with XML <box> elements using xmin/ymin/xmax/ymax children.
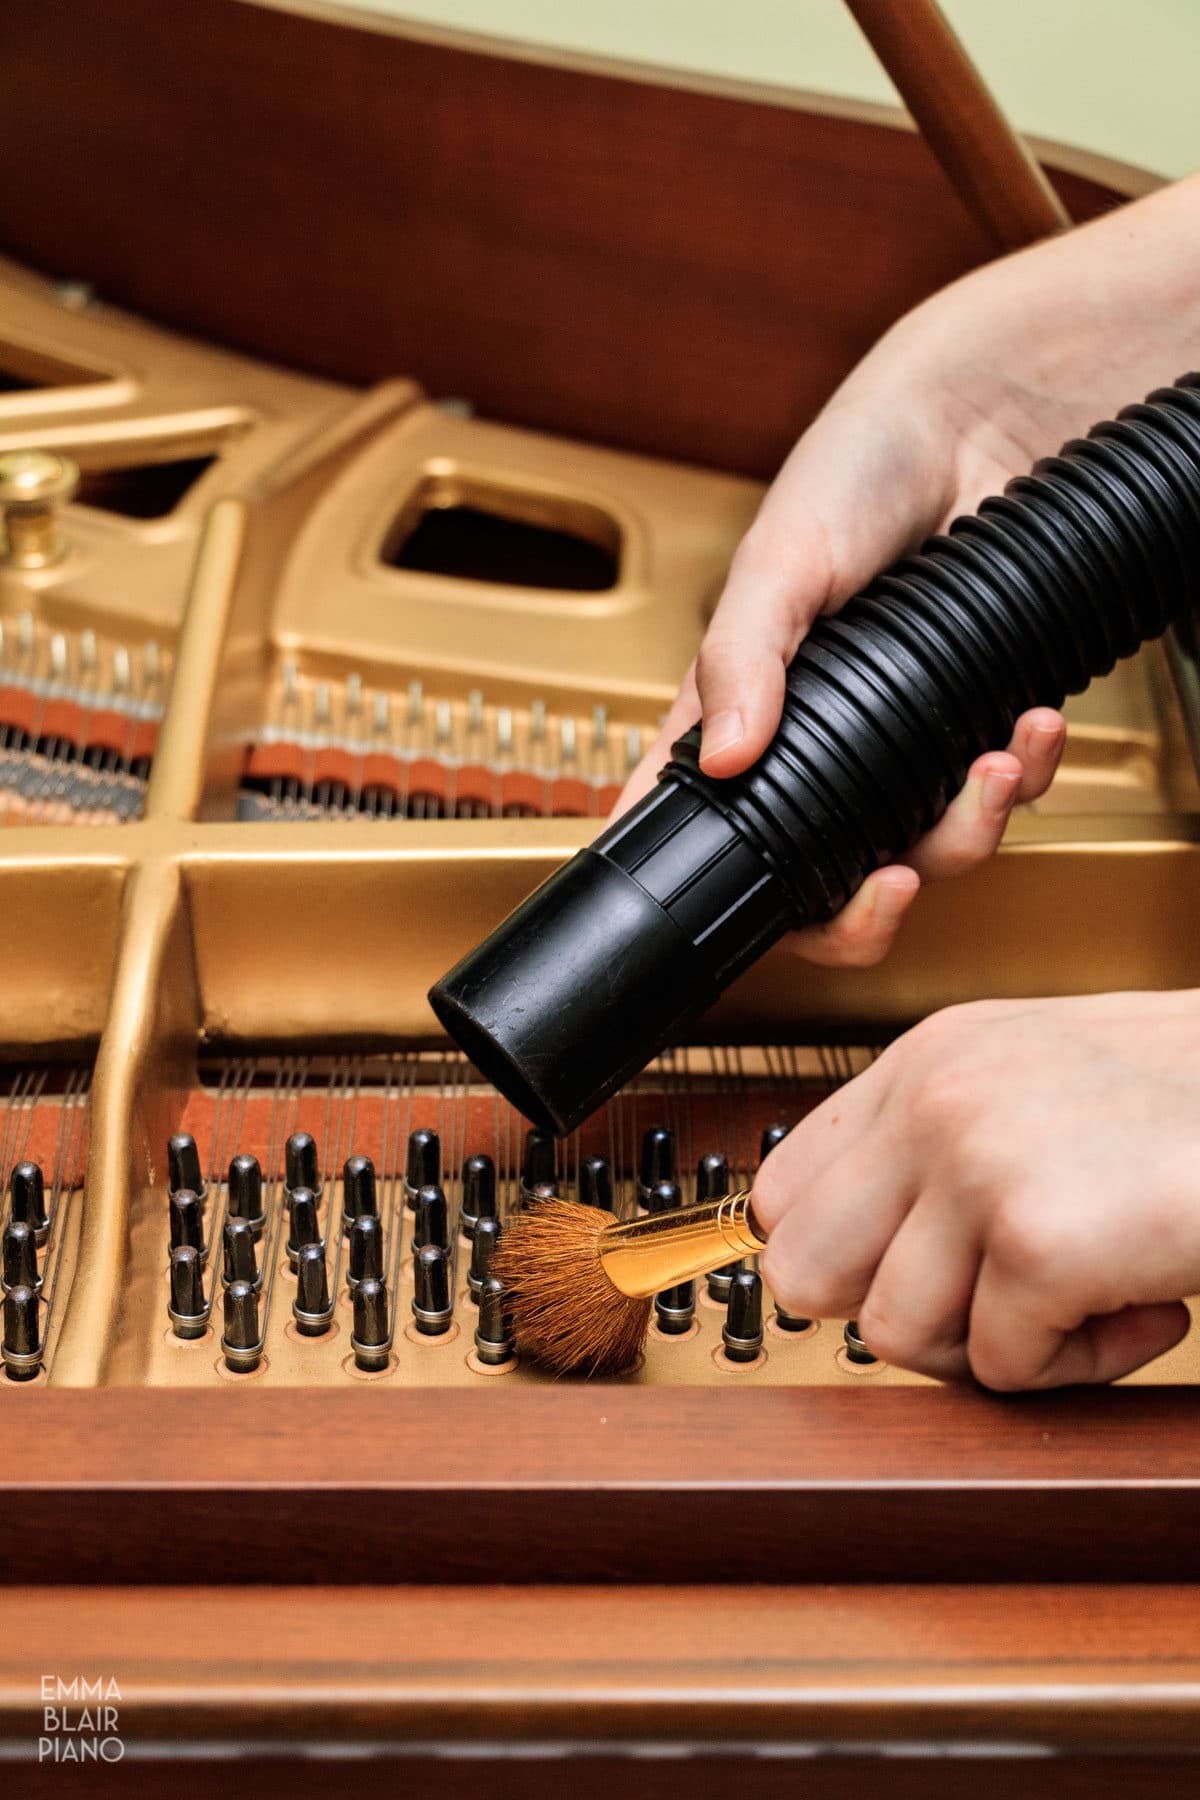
<box><xmin>494</xmin><ymin>1192</ymin><xmax>764</xmax><ymax>1375</ymax></box>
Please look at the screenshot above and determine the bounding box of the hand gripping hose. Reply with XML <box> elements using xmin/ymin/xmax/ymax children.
<box><xmin>431</xmin><ymin>376</ymin><xmax>1200</xmax><ymax>1134</ymax></box>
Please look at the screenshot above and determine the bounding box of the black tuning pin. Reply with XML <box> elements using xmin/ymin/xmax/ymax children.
<box><xmin>723</xmin><ymin>1269</ymin><xmax>764</xmax><ymax>1363</ymax></box>
<box><xmin>293</xmin><ymin>1243</ymin><xmax>333</xmax><ymax>1335</ymax></box>
<box><xmin>3</xmin><ymin>1220</ymin><xmax>38</xmax><ymax>1293</ymax></box>
<box><xmin>474</xmin><ymin>1274</ymin><xmax>515</xmax><ymax>1367</ymax></box>
<box><xmin>348</xmin><ymin>1213</ymin><xmax>384</xmax><ymax>1288</ymax></box>
<box><xmin>285</xmin><ymin>1130</ymin><xmax>320</xmax><ymax>1196</ymax></box>
<box><xmin>2</xmin><ymin>1283</ymin><xmax>41</xmax><ymax>1380</ymax></box>
<box><xmin>169</xmin><ymin>1188</ymin><xmax>204</xmax><ymax>1253</ymax></box>
<box><xmin>638</xmin><ymin>1126</ymin><xmax>674</xmax><ymax>1206</ymax></box>
<box><xmin>654</xmin><ymin>1279</ymin><xmax>695</xmax><ymax>1336</ymax></box>
<box><xmin>645</xmin><ymin>1179</ymin><xmax>682</xmax><ymax>1217</ymax></box>
<box><xmin>521</xmin><ymin>1127</ymin><xmax>557</xmax><ymax>1199</ymax></box>
<box><xmin>227</xmin><ymin>1153</ymin><xmax>265</xmax><ymax>1235</ymax></box>
<box><xmin>774</xmin><ymin>1302</ymin><xmax>813</xmax><ymax>1332</ymax></box>
<box><xmin>468</xmin><ymin>1214</ymin><xmax>501</xmax><ymax>1302</ymax></box>
<box><xmin>168</xmin><ymin>1133</ymin><xmax>204</xmax><ymax>1199</ymax></box>
<box><xmin>287</xmin><ymin>1187</ymin><xmax>320</xmax><ymax>1266</ymax></box>
<box><xmin>759</xmin><ymin>1123</ymin><xmax>790</xmax><ymax>1162</ymax></box>
<box><xmin>222</xmin><ymin>1216</ymin><xmax>258</xmax><ymax>1289</ymax></box>
<box><xmin>10</xmin><ymin>1161</ymin><xmax>48</xmax><ymax>1243</ymax></box>
<box><xmin>697</xmin><ymin>1153</ymin><xmax>737</xmax><ymax>1301</ymax></box>
<box><xmin>412</xmin><ymin>1243</ymin><xmax>454</xmax><ymax>1335</ymax></box>
<box><xmin>844</xmin><ymin>1319</ymin><xmax>877</xmax><ymax>1366</ymax></box>
<box><xmin>168</xmin><ymin>1245</ymin><xmax>207</xmax><ymax>1339</ymax></box>
<box><xmin>405</xmin><ymin>1128</ymin><xmax>440</xmax><ymax>1209</ymax></box>
<box><xmin>459</xmin><ymin>1153</ymin><xmax>496</xmax><ymax>1240</ymax></box>
<box><xmin>342</xmin><ymin>1154</ymin><xmax>378</xmax><ymax>1234</ymax></box>
<box><xmin>577</xmin><ymin>1155</ymin><xmax>614</xmax><ymax>1212</ymax></box>
<box><xmin>221</xmin><ymin>1279</ymin><xmax>261</xmax><ymax>1372</ymax></box>
<box><xmin>352</xmin><ymin>1277</ymin><xmax>391</xmax><ymax>1371</ymax></box>
<box><xmin>414</xmin><ymin>1183</ymin><xmax>449</xmax><ymax>1252</ymax></box>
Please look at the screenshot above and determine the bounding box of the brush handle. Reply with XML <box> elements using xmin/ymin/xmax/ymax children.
<box><xmin>432</xmin><ymin>377</ymin><xmax>1200</xmax><ymax>1135</ymax></box>
<box><xmin>598</xmin><ymin>1193</ymin><xmax>764</xmax><ymax>1297</ymax></box>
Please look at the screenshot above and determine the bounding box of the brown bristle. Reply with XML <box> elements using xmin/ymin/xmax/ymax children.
<box><xmin>493</xmin><ymin>1198</ymin><xmax>652</xmax><ymax>1377</ymax></box>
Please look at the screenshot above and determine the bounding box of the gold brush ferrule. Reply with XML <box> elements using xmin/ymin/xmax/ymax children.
<box><xmin>597</xmin><ymin>1193</ymin><xmax>764</xmax><ymax>1298</ymax></box>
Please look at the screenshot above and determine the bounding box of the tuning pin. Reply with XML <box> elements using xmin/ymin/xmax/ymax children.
<box><xmin>521</xmin><ymin>1128</ymin><xmax>556</xmax><ymax>1198</ymax></box>
<box><xmin>577</xmin><ymin>1156</ymin><xmax>614</xmax><ymax>1212</ymax></box>
<box><xmin>293</xmin><ymin>1243</ymin><xmax>333</xmax><ymax>1335</ymax></box>
<box><xmin>639</xmin><ymin>1127</ymin><xmax>674</xmax><ymax>1200</ymax></box>
<box><xmin>459</xmin><ymin>1153</ymin><xmax>496</xmax><ymax>1239</ymax></box>
<box><xmin>759</xmin><ymin>1124</ymin><xmax>790</xmax><ymax>1162</ymax></box>
<box><xmin>723</xmin><ymin>1269</ymin><xmax>764</xmax><ymax>1364</ymax></box>
<box><xmin>222</xmin><ymin>1216</ymin><xmax>258</xmax><ymax>1288</ymax></box>
<box><xmin>696</xmin><ymin>1153</ymin><xmax>737</xmax><ymax>1300</ymax></box>
<box><xmin>405</xmin><ymin>1129</ymin><xmax>440</xmax><ymax>1208</ymax></box>
<box><xmin>468</xmin><ymin>1214</ymin><xmax>501</xmax><ymax>1302</ymax></box>
<box><xmin>412</xmin><ymin>1244</ymin><xmax>453</xmax><ymax>1336</ymax></box>
<box><xmin>342</xmin><ymin>1154</ymin><xmax>378</xmax><ymax>1233</ymax></box>
<box><xmin>774</xmin><ymin>1302</ymin><xmax>812</xmax><ymax>1332</ymax></box>
<box><xmin>169</xmin><ymin>1189</ymin><xmax>204</xmax><ymax>1253</ymax></box>
<box><xmin>645</xmin><ymin>1179</ymin><xmax>681</xmax><ymax>1217</ymax></box>
<box><xmin>287</xmin><ymin>1187</ymin><xmax>320</xmax><ymax>1265</ymax></box>
<box><xmin>348</xmin><ymin>1213</ymin><xmax>384</xmax><ymax>1288</ymax></box>
<box><xmin>168</xmin><ymin>1133</ymin><xmax>204</xmax><ymax>1198</ymax></box>
<box><xmin>352</xmin><ymin>1277</ymin><xmax>391</xmax><ymax>1371</ymax></box>
<box><xmin>10</xmin><ymin>1162</ymin><xmax>48</xmax><ymax>1243</ymax></box>
<box><xmin>221</xmin><ymin>1279</ymin><xmax>261</xmax><ymax>1371</ymax></box>
<box><xmin>285</xmin><ymin>1131</ymin><xmax>320</xmax><ymax>1196</ymax></box>
<box><xmin>413</xmin><ymin>1184</ymin><xmax>449</xmax><ymax>1253</ymax></box>
<box><xmin>168</xmin><ymin>1246</ymin><xmax>207</xmax><ymax>1338</ymax></box>
<box><xmin>474</xmin><ymin>1275</ymin><xmax>515</xmax><ymax>1367</ymax></box>
<box><xmin>2</xmin><ymin>1284</ymin><xmax>41</xmax><ymax>1380</ymax></box>
<box><xmin>227</xmin><ymin>1153</ymin><xmax>265</xmax><ymax>1235</ymax></box>
<box><xmin>844</xmin><ymin>1320</ymin><xmax>877</xmax><ymax>1366</ymax></box>
<box><xmin>526</xmin><ymin>1181</ymin><xmax>559</xmax><ymax>1211</ymax></box>
<box><xmin>655</xmin><ymin>1279</ymin><xmax>695</xmax><ymax>1336</ymax></box>
<box><xmin>2</xmin><ymin>1221</ymin><xmax>38</xmax><ymax>1293</ymax></box>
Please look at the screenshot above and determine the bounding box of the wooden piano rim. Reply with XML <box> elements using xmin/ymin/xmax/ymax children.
<box><xmin>5</xmin><ymin>1384</ymin><xmax>1200</xmax><ymax>1585</ymax></box>
<box><xmin>4</xmin><ymin>1579</ymin><xmax>1200</xmax><ymax>1759</ymax></box>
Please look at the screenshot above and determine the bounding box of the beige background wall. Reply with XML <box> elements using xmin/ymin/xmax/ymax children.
<box><xmin>335</xmin><ymin>0</ymin><xmax>1198</xmax><ymax>179</ymax></box>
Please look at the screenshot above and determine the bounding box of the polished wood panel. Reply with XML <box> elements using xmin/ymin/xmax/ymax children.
<box><xmin>0</xmin><ymin>1</ymin><xmax>1146</xmax><ymax>479</ymax></box>
<box><xmin>6</xmin><ymin>1386</ymin><xmax>1200</xmax><ymax>1583</ymax></box>
<box><xmin>5</xmin><ymin>1584</ymin><xmax>1200</xmax><ymax>1797</ymax></box>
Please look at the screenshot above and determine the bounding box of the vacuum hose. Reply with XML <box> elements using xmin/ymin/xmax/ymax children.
<box><xmin>431</xmin><ymin>376</ymin><xmax>1200</xmax><ymax>1134</ymax></box>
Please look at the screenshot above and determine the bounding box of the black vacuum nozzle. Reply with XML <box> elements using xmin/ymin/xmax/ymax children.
<box><xmin>430</xmin><ymin>377</ymin><xmax>1200</xmax><ymax>1135</ymax></box>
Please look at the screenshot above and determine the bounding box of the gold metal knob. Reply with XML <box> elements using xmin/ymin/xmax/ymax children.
<box><xmin>0</xmin><ymin>449</ymin><xmax>80</xmax><ymax>569</ymax></box>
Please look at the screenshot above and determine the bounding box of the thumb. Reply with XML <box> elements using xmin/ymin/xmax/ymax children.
<box><xmin>695</xmin><ymin>513</ymin><xmax>836</xmax><ymax>776</ymax></box>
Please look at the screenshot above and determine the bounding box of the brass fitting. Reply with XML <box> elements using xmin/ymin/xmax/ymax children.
<box><xmin>0</xmin><ymin>449</ymin><xmax>80</xmax><ymax>569</ymax></box>
<box><xmin>597</xmin><ymin>1192</ymin><xmax>764</xmax><ymax>1298</ymax></box>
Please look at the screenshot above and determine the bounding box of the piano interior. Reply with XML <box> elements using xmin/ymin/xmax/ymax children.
<box><xmin>1</xmin><ymin>248</ymin><xmax>1198</xmax><ymax>1396</ymax></box>
<box><xmin>3</xmin><ymin>7</ymin><xmax>1200</xmax><ymax>1782</ymax></box>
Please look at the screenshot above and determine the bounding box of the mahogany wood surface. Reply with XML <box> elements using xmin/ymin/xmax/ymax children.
<box><xmin>5</xmin><ymin>1583</ymin><xmax>1200</xmax><ymax>1795</ymax></box>
<box><xmin>0</xmin><ymin>0</ymin><xmax>1141</xmax><ymax>479</ymax></box>
<box><xmin>5</xmin><ymin>1386</ymin><xmax>1199</xmax><ymax>1583</ymax></box>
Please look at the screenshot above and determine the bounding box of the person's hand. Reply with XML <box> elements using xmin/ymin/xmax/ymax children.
<box><xmin>753</xmin><ymin>990</ymin><xmax>1200</xmax><ymax>1389</ymax></box>
<box><xmin>617</xmin><ymin>174</ymin><xmax>1200</xmax><ymax>968</ymax></box>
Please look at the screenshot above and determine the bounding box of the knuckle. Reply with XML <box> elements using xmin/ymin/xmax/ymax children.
<box><xmin>987</xmin><ymin>1192</ymin><xmax>1075</xmax><ymax>1284</ymax></box>
<box><xmin>968</xmin><ymin>1346</ymin><xmax>1026</xmax><ymax>1393</ymax></box>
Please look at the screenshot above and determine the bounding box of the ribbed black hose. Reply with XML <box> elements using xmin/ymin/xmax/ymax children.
<box><xmin>431</xmin><ymin>377</ymin><xmax>1200</xmax><ymax>1135</ymax></box>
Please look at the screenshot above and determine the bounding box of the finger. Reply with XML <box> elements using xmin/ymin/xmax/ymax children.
<box><xmin>968</xmin><ymin>1258</ymin><xmax>1191</xmax><ymax>1390</ymax></box>
<box><xmin>693</xmin><ymin>515</ymin><xmax>835</xmax><ymax>776</ymax></box>
<box><xmin>1007</xmin><ymin>707</ymin><xmax>1066</xmax><ymax>803</ymax></box>
<box><xmin>855</xmin><ymin>1192</ymin><xmax>979</xmax><ymax>1381</ymax></box>
<box><xmin>786</xmin><ymin>865</ymin><xmax>920</xmax><ymax>967</ymax></box>
<box><xmin>610</xmin><ymin>666</ymin><xmax>700</xmax><ymax>816</ymax></box>
<box><xmin>906</xmin><ymin>751</ymin><xmax>1021</xmax><ymax>881</ymax></box>
<box><xmin>756</xmin><ymin>1082</ymin><xmax>918</xmax><ymax>1320</ymax></box>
